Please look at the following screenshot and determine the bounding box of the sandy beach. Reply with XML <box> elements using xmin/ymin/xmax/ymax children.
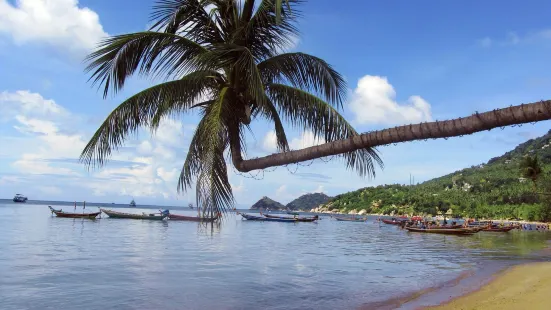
<box><xmin>427</xmin><ymin>262</ymin><xmax>551</xmax><ymax>310</ymax></box>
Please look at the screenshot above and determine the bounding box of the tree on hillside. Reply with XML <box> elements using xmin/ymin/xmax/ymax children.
<box><xmin>520</xmin><ymin>155</ymin><xmax>543</xmax><ymax>189</ymax></box>
<box><xmin>83</xmin><ymin>0</ymin><xmax>551</xmax><ymax>215</ymax></box>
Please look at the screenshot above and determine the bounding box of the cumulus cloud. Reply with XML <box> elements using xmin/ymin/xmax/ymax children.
<box><xmin>478</xmin><ymin>29</ymin><xmax>551</xmax><ymax>48</ymax></box>
<box><xmin>349</xmin><ymin>75</ymin><xmax>432</xmax><ymax>126</ymax></box>
<box><xmin>262</xmin><ymin>131</ymin><xmax>278</xmax><ymax>152</ymax></box>
<box><xmin>263</xmin><ymin>130</ymin><xmax>326</xmax><ymax>153</ymax></box>
<box><xmin>290</xmin><ymin>131</ymin><xmax>325</xmax><ymax>149</ymax></box>
<box><xmin>1</xmin><ymin>89</ymin><xmax>192</xmax><ymax>201</ymax></box>
<box><xmin>0</xmin><ymin>90</ymin><xmax>67</xmax><ymax>120</ymax></box>
<box><xmin>0</xmin><ymin>0</ymin><xmax>107</xmax><ymax>54</ymax></box>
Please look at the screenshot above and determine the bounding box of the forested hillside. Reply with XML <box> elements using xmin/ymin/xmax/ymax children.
<box><xmin>324</xmin><ymin>130</ymin><xmax>551</xmax><ymax>221</ymax></box>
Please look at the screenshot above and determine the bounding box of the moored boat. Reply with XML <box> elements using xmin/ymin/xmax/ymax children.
<box><xmin>334</xmin><ymin>216</ymin><xmax>367</xmax><ymax>222</ymax></box>
<box><xmin>129</xmin><ymin>199</ymin><xmax>136</xmax><ymax>207</ymax></box>
<box><xmin>168</xmin><ymin>213</ymin><xmax>219</xmax><ymax>222</ymax></box>
<box><xmin>263</xmin><ymin>213</ymin><xmax>319</xmax><ymax>222</ymax></box>
<box><xmin>48</xmin><ymin>206</ymin><xmax>62</xmax><ymax>213</ymax></box>
<box><xmin>101</xmin><ymin>209</ymin><xmax>167</xmax><ymax>220</ymax></box>
<box><xmin>381</xmin><ymin>218</ymin><xmax>406</xmax><ymax>225</ymax></box>
<box><xmin>482</xmin><ymin>226</ymin><xmax>516</xmax><ymax>232</ymax></box>
<box><xmin>406</xmin><ymin>227</ymin><xmax>476</xmax><ymax>235</ymax></box>
<box><xmin>240</xmin><ymin>213</ymin><xmax>297</xmax><ymax>222</ymax></box>
<box><xmin>49</xmin><ymin>206</ymin><xmax>100</xmax><ymax>219</ymax></box>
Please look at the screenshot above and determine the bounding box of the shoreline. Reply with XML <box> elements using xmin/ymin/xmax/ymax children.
<box><xmin>422</xmin><ymin>262</ymin><xmax>551</xmax><ymax>309</ymax></box>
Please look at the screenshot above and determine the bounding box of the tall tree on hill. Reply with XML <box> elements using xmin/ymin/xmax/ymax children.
<box><xmin>82</xmin><ymin>0</ymin><xmax>551</xmax><ymax>215</ymax></box>
<box><xmin>520</xmin><ymin>155</ymin><xmax>543</xmax><ymax>190</ymax></box>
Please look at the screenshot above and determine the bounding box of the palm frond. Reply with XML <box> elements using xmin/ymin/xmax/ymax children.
<box><xmin>258</xmin><ymin>52</ymin><xmax>346</xmax><ymax>106</ymax></box>
<box><xmin>194</xmin><ymin>87</ymin><xmax>234</xmax><ymax>214</ymax></box>
<box><xmin>253</xmin><ymin>99</ymin><xmax>289</xmax><ymax>152</ymax></box>
<box><xmin>267</xmin><ymin>83</ymin><xmax>383</xmax><ymax>177</ymax></box>
<box><xmin>246</xmin><ymin>0</ymin><xmax>301</xmax><ymax>59</ymax></box>
<box><xmin>85</xmin><ymin>31</ymin><xmax>207</xmax><ymax>97</ymax></box>
<box><xmin>150</xmin><ymin>0</ymin><xmax>223</xmax><ymax>44</ymax></box>
<box><xmin>81</xmin><ymin>71</ymin><xmax>220</xmax><ymax>168</ymax></box>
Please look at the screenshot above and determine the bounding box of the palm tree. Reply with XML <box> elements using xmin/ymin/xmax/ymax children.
<box><xmin>520</xmin><ymin>155</ymin><xmax>543</xmax><ymax>190</ymax></box>
<box><xmin>81</xmin><ymin>0</ymin><xmax>382</xmax><ymax>216</ymax></box>
<box><xmin>237</xmin><ymin>100</ymin><xmax>551</xmax><ymax>172</ymax></box>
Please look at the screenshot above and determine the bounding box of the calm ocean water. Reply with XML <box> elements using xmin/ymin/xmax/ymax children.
<box><xmin>1</xmin><ymin>201</ymin><xmax>550</xmax><ymax>310</ymax></box>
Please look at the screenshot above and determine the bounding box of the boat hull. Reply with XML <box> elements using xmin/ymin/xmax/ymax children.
<box><xmin>482</xmin><ymin>227</ymin><xmax>515</xmax><ymax>232</ymax></box>
<box><xmin>101</xmin><ymin>209</ymin><xmax>166</xmax><ymax>220</ymax></box>
<box><xmin>240</xmin><ymin>213</ymin><xmax>297</xmax><ymax>222</ymax></box>
<box><xmin>406</xmin><ymin>227</ymin><xmax>476</xmax><ymax>235</ymax></box>
<box><xmin>168</xmin><ymin>214</ymin><xmax>218</xmax><ymax>222</ymax></box>
<box><xmin>263</xmin><ymin>214</ymin><xmax>318</xmax><ymax>222</ymax></box>
<box><xmin>381</xmin><ymin>219</ymin><xmax>403</xmax><ymax>225</ymax></box>
<box><xmin>334</xmin><ymin>217</ymin><xmax>367</xmax><ymax>222</ymax></box>
<box><xmin>50</xmin><ymin>209</ymin><xmax>100</xmax><ymax>219</ymax></box>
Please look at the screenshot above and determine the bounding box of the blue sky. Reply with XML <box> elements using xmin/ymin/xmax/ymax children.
<box><xmin>1</xmin><ymin>0</ymin><xmax>551</xmax><ymax>207</ymax></box>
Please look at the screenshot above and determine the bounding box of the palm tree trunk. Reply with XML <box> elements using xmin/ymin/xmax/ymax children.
<box><xmin>234</xmin><ymin>100</ymin><xmax>551</xmax><ymax>172</ymax></box>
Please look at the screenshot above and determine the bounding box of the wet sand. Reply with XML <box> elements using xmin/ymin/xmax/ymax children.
<box><xmin>426</xmin><ymin>262</ymin><xmax>551</xmax><ymax>310</ymax></box>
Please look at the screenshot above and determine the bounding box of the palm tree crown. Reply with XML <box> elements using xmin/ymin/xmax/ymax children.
<box><xmin>81</xmin><ymin>0</ymin><xmax>382</xmax><ymax>216</ymax></box>
<box><xmin>520</xmin><ymin>155</ymin><xmax>543</xmax><ymax>186</ymax></box>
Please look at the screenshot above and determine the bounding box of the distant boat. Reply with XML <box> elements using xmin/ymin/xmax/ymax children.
<box><xmin>129</xmin><ymin>199</ymin><xmax>136</xmax><ymax>207</ymax></box>
<box><xmin>13</xmin><ymin>194</ymin><xmax>28</xmax><ymax>203</ymax></box>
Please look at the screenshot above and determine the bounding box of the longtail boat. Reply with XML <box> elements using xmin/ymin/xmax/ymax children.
<box><xmin>381</xmin><ymin>219</ymin><xmax>406</xmax><ymax>225</ymax></box>
<box><xmin>49</xmin><ymin>206</ymin><xmax>100</xmax><ymax>219</ymax></box>
<box><xmin>482</xmin><ymin>226</ymin><xmax>516</xmax><ymax>232</ymax></box>
<box><xmin>334</xmin><ymin>216</ymin><xmax>367</xmax><ymax>222</ymax></box>
<box><xmin>240</xmin><ymin>213</ymin><xmax>297</xmax><ymax>222</ymax></box>
<box><xmin>263</xmin><ymin>213</ymin><xmax>319</xmax><ymax>222</ymax></box>
<box><xmin>101</xmin><ymin>209</ymin><xmax>166</xmax><ymax>220</ymax></box>
<box><xmin>48</xmin><ymin>206</ymin><xmax>62</xmax><ymax>213</ymax></box>
<box><xmin>406</xmin><ymin>227</ymin><xmax>476</xmax><ymax>235</ymax></box>
<box><xmin>168</xmin><ymin>213</ymin><xmax>218</xmax><ymax>222</ymax></box>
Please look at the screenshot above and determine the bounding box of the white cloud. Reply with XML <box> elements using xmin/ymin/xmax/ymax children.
<box><xmin>349</xmin><ymin>75</ymin><xmax>432</xmax><ymax>125</ymax></box>
<box><xmin>0</xmin><ymin>0</ymin><xmax>107</xmax><ymax>54</ymax></box>
<box><xmin>262</xmin><ymin>131</ymin><xmax>278</xmax><ymax>152</ymax></box>
<box><xmin>231</xmin><ymin>179</ymin><xmax>245</xmax><ymax>193</ymax></box>
<box><xmin>290</xmin><ymin>131</ymin><xmax>325</xmax><ymax>149</ymax></box>
<box><xmin>312</xmin><ymin>185</ymin><xmax>325</xmax><ymax>194</ymax></box>
<box><xmin>1</xmin><ymin>89</ymin><xmax>191</xmax><ymax>201</ymax></box>
<box><xmin>38</xmin><ymin>185</ymin><xmax>62</xmax><ymax>195</ymax></box>
<box><xmin>153</xmin><ymin>119</ymin><xmax>184</xmax><ymax>147</ymax></box>
<box><xmin>275</xmin><ymin>185</ymin><xmax>287</xmax><ymax>197</ymax></box>
<box><xmin>157</xmin><ymin>167</ymin><xmax>178</xmax><ymax>183</ymax></box>
<box><xmin>137</xmin><ymin>141</ymin><xmax>153</xmax><ymax>155</ymax></box>
<box><xmin>13</xmin><ymin>154</ymin><xmax>78</xmax><ymax>176</ymax></box>
<box><xmin>0</xmin><ymin>90</ymin><xmax>67</xmax><ymax>120</ymax></box>
<box><xmin>478</xmin><ymin>29</ymin><xmax>551</xmax><ymax>47</ymax></box>
<box><xmin>478</xmin><ymin>37</ymin><xmax>492</xmax><ymax>48</ymax></box>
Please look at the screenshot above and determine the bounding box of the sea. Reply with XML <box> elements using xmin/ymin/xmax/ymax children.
<box><xmin>1</xmin><ymin>200</ymin><xmax>550</xmax><ymax>310</ymax></box>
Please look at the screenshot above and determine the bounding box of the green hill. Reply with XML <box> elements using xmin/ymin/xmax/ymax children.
<box><xmin>323</xmin><ymin>130</ymin><xmax>551</xmax><ymax>221</ymax></box>
<box><xmin>250</xmin><ymin>196</ymin><xmax>285</xmax><ymax>210</ymax></box>
<box><xmin>286</xmin><ymin>193</ymin><xmax>331</xmax><ymax>211</ymax></box>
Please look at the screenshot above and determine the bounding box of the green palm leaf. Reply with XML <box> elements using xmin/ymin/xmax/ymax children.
<box><xmin>85</xmin><ymin>31</ymin><xmax>207</xmax><ymax>97</ymax></box>
<box><xmin>267</xmin><ymin>83</ymin><xmax>383</xmax><ymax>177</ymax></box>
<box><xmin>258</xmin><ymin>53</ymin><xmax>346</xmax><ymax>106</ymax></box>
<box><xmin>81</xmin><ymin>71</ymin><xmax>220</xmax><ymax>167</ymax></box>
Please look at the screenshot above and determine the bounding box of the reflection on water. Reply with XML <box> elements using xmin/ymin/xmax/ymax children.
<box><xmin>0</xmin><ymin>203</ymin><xmax>550</xmax><ymax>310</ymax></box>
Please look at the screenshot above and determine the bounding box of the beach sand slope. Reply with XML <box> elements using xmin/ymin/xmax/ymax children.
<box><xmin>428</xmin><ymin>262</ymin><xmax>551</xmax><ymax>310</ymax></box>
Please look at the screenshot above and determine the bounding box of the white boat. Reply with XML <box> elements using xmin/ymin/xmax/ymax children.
<box><xmin>129</xmin><ymin>199</ymin><xmax>136</xmax><ymax>207</ymax></box>
<box><xmin>13</xmin><ymin>194</ymin><xmax>28</xmax><ymax>203</ymax></box>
